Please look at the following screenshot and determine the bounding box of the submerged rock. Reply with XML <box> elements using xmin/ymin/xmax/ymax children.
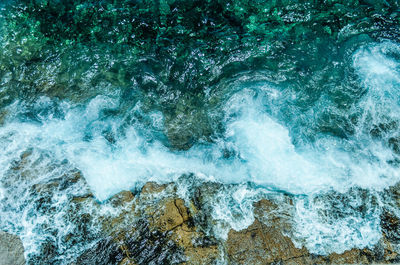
<box><xmin>0</xmin><ymin>231</ymin><xmax>25</xmax><ymax>265</ymax></box>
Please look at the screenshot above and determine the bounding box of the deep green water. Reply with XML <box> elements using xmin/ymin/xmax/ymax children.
<box><xmin>1</xmin><ymin>0</ymin><xmax>400</xmax><ymax>264</ymax></box>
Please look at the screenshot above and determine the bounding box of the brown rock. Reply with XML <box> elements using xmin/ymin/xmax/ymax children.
<box><xmin>120</xmin><ymin>257</ymin><xmax>137</xmax><ymax>265</ymax></box>
<box><xmin>282</xmin><ymin>255</ymin><xmax>317</xmax><ymax>265</ymax></box>
<box><xmin>253</xmin><ymin>199</ymin><xmax>293</xmax><ymax>232</ymax></box>
<box><xmin>383</xmin><ymin>239</ymin><xmax>399</xmax><ymax>262</ymax></box>
<box><xmin>381</xmin><ymin>209</ymin><xmax>400</xmax><ymax>243</ymax></box>
<box><xmin>0</xmin><ymin>231</ymin><xmax>26</xmax><ymax>265</ymax></box>
<box><xmin>100</xmin><ymin>192</ymin><xmax>138</xmax><ymax>236</ymax></box>
<box><xmin>175</xmin><ymin>198</ymin><xmax>190</xmax><ymax>222</ymax></box>
<box><xmin>284</xmin><ymin>248</ymin><xmax>376</xmax><ymax>265</ymax></box>
<box><xmin>228</xmin><ymin>198</ymin><xmax>385</xmax><ymax>264</ymax></box>
<box><xmin>172</xmin><ymin>223</ymin><xmax>219</xmax><ymax>264</ymax></box>
<box><xmin>154</xmin><ymin>199</ymin><xmax>185</xmax><ymax>231</ymax></box>
<box><xmin>227</xmin><ymin>218</ymin><xmax>308</xmax><ymax>264</ymax></box>
<box><xmin>71</xmin><ymin>194</ymin><xmax>96</xmax><ymax>204</ymax></box>
<box><xmin>327</xmin><ymin>249</ymin><xmax>369</xmax><ymax>264</ymax></box>
<box><xmin>173</xmin><ymin>223</ymin><xmax>196</xmax><ymax>247</ymax></box>
<box><xmin>108</xmin><ymin>190</ymin><xmax>135</xmax><ymax>208</ymax></box>
<box><xmin>140</xmin><ymin>182</ymin><xmax>167</xmax><ymax>195</ymax></box>
<box><xmin>187</xmin><ymin>200</ymin><xmax>199</xmax><ymax>216</ymax></box>
<box><xmin>140</xmin><ymin>192</ymin><xmax>221</xmax><ymax>264</ymax></box>
<box><xmin>184</xmin><ymin>246</ymin><xmax>219</xmax><ymax>265</ymax></box>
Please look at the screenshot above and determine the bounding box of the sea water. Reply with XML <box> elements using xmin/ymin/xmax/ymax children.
<box><xmin>1</xmin><ymin>0</ymin><xmax>400</xmax><ymax>262</ymax></box>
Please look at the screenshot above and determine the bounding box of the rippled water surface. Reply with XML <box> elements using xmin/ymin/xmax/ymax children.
<box><xmin>1</xmin><ymin>0</ymin><xmax>400</xmax><ymax>263</ymax></box>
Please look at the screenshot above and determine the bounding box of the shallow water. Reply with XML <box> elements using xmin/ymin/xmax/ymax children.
<box><xmin>1</xmin><ymin>0</ymin><xmax>400</xmax><ymax>263</ymax></box>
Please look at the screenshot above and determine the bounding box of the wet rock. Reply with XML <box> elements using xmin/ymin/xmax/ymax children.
<box><xmin>226</xmin><ymin>197</ymin><xmax>389</xmax><ymax>265</ymax></box>
<box><xmin>190</xmin><ymin>181</ymin><xmax>222</xmax><ymax>211</ymax></box>
<box><xmin>0</xmin><ymin>149</ymin><xmax>104</xmax><ymax>264</ymax></box>
<box><xmin>101</xmin><ymin>200</ymin><xmax>137</xmax><ymax>237</ymax></box>
<box><xmin>91</xmin><ymin>182</ymin><xmax>221</xmax><ymax>265</ymax></box>
<box><xmin>283</xmin><ymin>250</ymin><xmax>373</xmax><ymax>265</ymax></box>
<box><xmin>380</xmin><ymin>237</ymin><xmax>400</xmax><ymax>263</ymax></box>
<box><xmin>76</xmin><ymin>237</ymin><xmax>123</xmax><ymax>265</ymax></box>
<box><xmin>21</xmin><ymin>177</ymin><xmax>400</xmax><ymax>265</ymax></box>
<box><xmin>378</xmin><ymin>209</ymin><xmax>400</xmax><ymax>263</ymax></box>
<box><xmin>282</xmin><ymin>255</ymin><xmax>317</xmax><ymax>265</ymax></box>
<box><xmin>30</xmin><ymin>239</ymin><xmax>59</xmax><ymax>265</ymax></box>
<box><xmin>150</xmin><ymin>198</ymin><xmax>186</xmax><ymax>231</ymax></box>
<box><xmin>327</xmin><ymin>249</ymin><xmax>371</xmax><ymax>264</ymax></box>
<box><xmin>226</xmin><ymin>218</ymin><xmax>308</xmax><ymax>264</ymax></box>
<box><xmin>0</xmin><ymin>231</ymin><xmax>25</xmax><ymax>265</ymax></box>
<box><xmin>75</xmin><ymin>182</ymin><xmax>400</xmax><ymax>265</ymax></box>
<box><xmin>0</xmin><ymin>109</ymin><xmax>7</xmax><ymax>126</ymax></box>
<box><xmin>108</xmin><ymin>190</ymin><xmax>135</xmax><ymax>208</ymax></box>
<box><xmin>389</xmin><ymin>137</ymin><xmax>400</xmax><ymax>154</ymax></box>
<box><xmin>184</xmin><ymin>179</ymin><xmax>224</xmax><ymax>231</ymax></box>
<box><xmin>2</xmin><ymin>149</ymin><xmax>35</xmax><ymax>187</ymax></box>
<box><xmin>253</xmin><ymin>198</ymin><xmax>293</xmax><ymax>234</ymax></box>
<box><xmin>172</xmin><ymin>224</ymin><xmax>219</xmax><ymax>265</ymax></box>
<box><xmin>112</xmin><ymin>219</ymin><xmax>186</xmax><ymax>265</ymax></box>
<box><xmin>150</xmin><ymin>191</ymin><xmax>220</xmax><ymax>265</ymax></box>
<box><xmin>71</xmin><ymin>194</ymin><xmax>97</xmax><ymax>204</ymax></box>
<box><xmin>140</xmin><ymin>182</ymin><xmax>168</xmax><ymax>195</ymax></box>
<box><xmin>381</xmin><ymin>209</ymin><xmax>400</xmax><ymax>243</ymax></box>
<box><xmin>120</xmin><ymin>257</ymin><xmax>138</xmax><ymax>265</ymax></box>
<box><xmin>387</xmin><ymin>182</ymin><xmax>400</xmax><ymax>207</ymax></box>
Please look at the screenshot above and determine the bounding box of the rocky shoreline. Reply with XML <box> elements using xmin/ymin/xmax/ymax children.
<box><xmin>2</xmin><ymin>1</ymin><xmax>400</xmax><ymax>264</ymax></box>
<box><xmin>5</xmin><ymin>182</ymin><xmax>400</xmax><ymax>264</ymax></box>
<box><xmin>80</xmin><ymin>182</ymin><xmax>400</xmax><ymax>265</ymax></box>
<box><xmin>2</xmin><ymin>152</ymin><xmax>400</xmax><ymax>264</ymax></box>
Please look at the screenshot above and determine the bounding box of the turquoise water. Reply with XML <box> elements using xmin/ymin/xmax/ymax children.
<box><xmin>1</xmin><ymin>0</ymin><xmax>400</xmax><ymax>263</ymax></box>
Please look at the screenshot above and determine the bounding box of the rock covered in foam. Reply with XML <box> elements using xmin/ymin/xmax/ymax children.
<box><xmin>0</xmin><ymin>231</ymin><xmax>25</xmax><ymax>265</ymax></box>
<box><xmin>72</xmin><ymin>179</ymin><xmax>400</xmax><ymax>265</ymax></box>
<box><xmin>140</xmin><ymin>181</ymin><xmax>168</xmax><ymax>195</ymax></box>
<box><xmin>225</xmin><ymin>193</ymin><xmax>400</xmax><ymax>265</ymax></box>
<box><xmin>226</xmin><ymin>199</ymin><xmax>308</xmax><ymax>264</ymax></box>
<box><xmin>7</xmin><ymin>171</ymin><xmax>400</xmax><ymax>264</ymax></box>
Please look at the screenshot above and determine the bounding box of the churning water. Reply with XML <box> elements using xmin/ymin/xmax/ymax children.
<box><xmin>1</xmin><ymin>0</ymin><xmax>400</xmax><ymax>263</ymax></box>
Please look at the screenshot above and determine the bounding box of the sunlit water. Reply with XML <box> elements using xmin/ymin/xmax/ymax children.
<box><xmin>1</xmin><ymin>1</ymin><xmax>400</xmax><ymax>263</ymax></box>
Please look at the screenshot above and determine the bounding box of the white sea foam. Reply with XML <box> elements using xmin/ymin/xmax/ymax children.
<box><xmin>292</xmin><ymin>191</ymin><xmax>383</xmax><ymax>255</ymax></box>
<box><xmin>2</xmin><ymin>89</ymin><xmax>395</xmax><ymax>201</ymax></box>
